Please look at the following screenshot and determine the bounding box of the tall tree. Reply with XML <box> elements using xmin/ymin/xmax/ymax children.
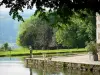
<box><xmin>56</xmin><ymin>11</ymin><xmax>96</xmax><ymax>48</ymax></box>
<box><xmin>17</xmin><ymin>15</ymin><xmax>53</xmax><ymax>49</ymax></box>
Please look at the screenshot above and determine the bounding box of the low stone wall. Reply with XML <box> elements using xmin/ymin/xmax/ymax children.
<box><xmin>25</xmin><ymin>58</ymin><xmax>100</xmax><ymax>73</ymax></box>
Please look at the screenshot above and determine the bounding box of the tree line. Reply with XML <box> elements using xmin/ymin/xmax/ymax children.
<box><xmin>0</xmin><ymin>43</ymin><xmax>12</xmax><ymax>51</ymax></box>
<box><xmin>17</xmin><ymin>11</ymin><xmax>96</xmax><ymax>49</ymax></box>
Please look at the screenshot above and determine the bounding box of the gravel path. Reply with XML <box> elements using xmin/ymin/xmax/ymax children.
<box><xmin>34</xmin><ymin>54</ymin><xmax>100</xmax><ymax>65</ymax></box>
<box><xmin>51</xmin><ymin>54</ymin><xmax>100</xmax><ymax>65</ymax></box>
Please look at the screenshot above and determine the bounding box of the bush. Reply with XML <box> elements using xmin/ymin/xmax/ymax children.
<box><xmin>86</xmin><ymin>41</ymin><xmax>97</xmax><ymax>54</ymax></box>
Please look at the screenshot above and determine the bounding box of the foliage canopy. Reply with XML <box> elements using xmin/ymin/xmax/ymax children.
<box><xmin>17</xmin><ymin>15</ymin><xmax>54</xmax><ymax>49</ymax></box>
<box><xmin>0</xmin><ymin>0</ymin><xmax>100</xmax><ymax>21</ymax></box>
<box><xmin>56</xmin><ymin>11</ymin><xmax>96</xmax><ymax>48</ymax></box>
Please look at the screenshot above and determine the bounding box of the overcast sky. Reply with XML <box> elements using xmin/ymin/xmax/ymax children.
<box><xmin>0</xmin><ymin>1</ymin><xmax>36</xmax><ymax>44</ymax></box>
<box><xmin>0</xmin><ymin>2</ymin><xmax>36</xmax><ymax>19</ymax></box>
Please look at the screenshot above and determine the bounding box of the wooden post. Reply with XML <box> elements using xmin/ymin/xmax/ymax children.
<box><xmin>29</xmin><ymin>46</ymin><xmax>32</xmax><ymax>58</ymax></box>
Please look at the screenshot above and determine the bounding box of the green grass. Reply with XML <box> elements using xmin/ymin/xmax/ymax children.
<box><xmin>0</xmin><ymin>48</ymin><xmax>87</xmax><ymax>57</ymax></box>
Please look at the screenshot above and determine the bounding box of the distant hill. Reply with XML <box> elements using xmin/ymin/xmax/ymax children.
<box><xmin>0</xmin><ymin>9</ymin><xmax>35</xmax><ymax>46</ymax></box>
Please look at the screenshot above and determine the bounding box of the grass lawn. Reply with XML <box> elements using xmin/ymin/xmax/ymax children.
<box><xmin>0</xmin><ymin>48</ymin><xmax>87</xmax><ymax>57</ymax></box>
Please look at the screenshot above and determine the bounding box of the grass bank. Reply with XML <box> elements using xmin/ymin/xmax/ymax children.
<box><xmin>0</xmin><ymin>48</ymin><xmax>87</xmax><ymax>57</ymax></box>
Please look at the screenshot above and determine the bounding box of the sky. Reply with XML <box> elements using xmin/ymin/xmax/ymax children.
<box><xmin>0</xmin><ymin>4</ymin><xmax>36</xmax><ymax>19</ymax></box>
<box><xmin>0</xmin><ymin>2</ymin><xmax>36</xmax><ymax>47</ymax></box>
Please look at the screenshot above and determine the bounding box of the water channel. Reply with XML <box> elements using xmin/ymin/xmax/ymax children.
<box><xmin>0</xmin><ymin>57</ymin><xmax>99</xmax><ymax>75</ymax></box>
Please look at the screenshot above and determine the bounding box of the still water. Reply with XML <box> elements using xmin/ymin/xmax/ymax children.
<box><xmin>0</xmin><ymin>57</ymin><xmax>99</xmax><ymax>75</ymax></box>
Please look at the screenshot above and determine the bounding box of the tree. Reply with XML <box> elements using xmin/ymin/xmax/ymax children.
<box><xmin>56</xmin><ymin>11</ymin><xmax>96</xmax><ymax>48</ymax></box>
<box><xmin>17</xmin><ymin>16</ymin><xmax>37</xmax><ymax>48</ymax></box>
<box><xmin>0</xmin><ymin>0</ymin><xmax>99</xmax><ymax>49</ymax></box>
<box><xmin>0</xmin><ymin>0</ymin><xmax>100</xmax><ymax>22</ymax></box>
<box><xmin>3</xmin><ymin>43</ymin><xmax>9</xmax><ymax>51</ymax></box>
<box><xmin>17</xmin><ymin>15</ymin><xmax>53</xmax><ymax>49</ymax></box>
<box><xmin>0</xmin><ymin>1</ymin><xmax>99</xmax><ymax>45</ymax></box>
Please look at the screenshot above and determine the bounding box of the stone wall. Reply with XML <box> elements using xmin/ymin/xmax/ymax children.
<box><xmin>96</xmin><ymin>13</ymin><xmax>100</xmax><ymax>44</ymax></box>
<box><xmin>25</xmin><ymin>58</ymin><xmax>100</xmax><ymax>73</ymax></box>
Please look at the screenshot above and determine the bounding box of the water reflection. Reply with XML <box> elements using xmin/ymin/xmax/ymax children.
<box><xmin>29</xmin><ymin>67</ymin><xmax>100</xmax><ymax>75</ymax></box>
<box><xmin>27</xmin><ymin>59</ymin><xmax>100</xmax><ymax>75</ymax></box>
<box><xmin>30</xmin><ymin>68</ymin><xmax>33</xmax><ymax>75</ymax></box>
<box><xmin>0</xmin><ymin>57</ymin><xmax>99</xmax><ymax>75</ymax></box>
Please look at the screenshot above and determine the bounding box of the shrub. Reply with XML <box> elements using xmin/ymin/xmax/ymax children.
<box><xmin>86</xmin><ymin>41</ymin><xmax>97</xmax><ymax>54</ymax></box>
